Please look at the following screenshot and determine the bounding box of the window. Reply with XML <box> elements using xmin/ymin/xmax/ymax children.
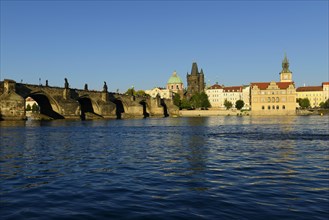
<box><xmin>276</xmin><ymin>97</ymin><xmax>279</xmax><ymax>102</ymax></box>
<box><xmin>276</xmin><ymin>105</ymin><xmax>279</xmax><ymax>110</ymax></box>
<box><xmin>262</xmin><ymin>106</ymin><xmax>265</xmax><ymax>110</ymax></box>
<box><xmin>282</xmin><ymin>105</ymin><xmax>285</xmax><ymax>110</ymax></box>
<box><xmin>176</xmin><ymin>85</ymin><xmax>179</xmax><ymax>89</ymax></box>
<box><xmin>268</xmin><ymin>97</ymin><xmax>271</xmax><ymax>102</ymax></box>
<box><xmin>268</xmin><ymin>105</ymin><xmax>271</xmax><ymax>110</ymax></box>
<box><xmin>272</xmin><ymin>97</ymin><xmax>275</xmax><ymax>102</ymax></box>
<box><xmin>272</xmin><ymin>105</ymin><xmax>275</xmax><ymax>109</ymax></box>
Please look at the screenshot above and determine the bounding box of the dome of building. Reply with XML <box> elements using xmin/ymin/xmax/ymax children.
<box><xmin>167</xmin><ymin>71</ymin><xmax>183</xmax><ymax>84</ymax></box>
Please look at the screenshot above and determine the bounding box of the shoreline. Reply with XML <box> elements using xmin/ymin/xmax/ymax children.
<box><xmin>1</xmin><ymin>109</ymin><xmax>328</xmax><ymax>122</ymax></box>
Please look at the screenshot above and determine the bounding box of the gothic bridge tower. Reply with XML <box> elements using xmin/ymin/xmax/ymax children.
<box><xmin>186</xmin><ymin>62</ymin><xmax>205</xmax><ymax>98</ymax></box>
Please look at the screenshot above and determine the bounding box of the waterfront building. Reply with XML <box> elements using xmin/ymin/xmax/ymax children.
<box><xmin>166</xmin><ymin>71</ymin><xmax>184</xmax><ymax>98</ymax></box>
<box><xmin>206</xmin><ymin>84</ymin><xmax>250</xmax><ymax>109</ymax></box>
<box><xmin>223</xmin><ymin>86</ymin><xmax>243</xmax><ymax>107</ymax></box>
<box><xmin>145</xmin><ymin>87</ymin><xmax>171</xmax><ymax>99</ymax></box>
<box><xmin>250</xmin><ymin>54</ymin><xmax>297</xmax><ymax>115</ymax></box>
<box><xmin>296</xmin><ymin>82</ymin><xmax>329</xmax><ymax>107</ymax></box>
<box><xmin>205</xmin><ymin>83</ymin><xmax>224</xmax><ymax>108</ymax></box>
<box><xmin>25</xmin><ymin>97</ymin><xmax>38</xmax><ymax>110</ymax></box>
<box><xmin>324</xmin><ymin>82</ymin><xmax>329</xmax><ymax>100</ymax></box>
<box><xmin>186</xmin><ymin>62</ymin><xmax>205</xmax><ymax>98</ymax></box>
<box><xmin>242</xmin><ymin>85</ymin><xmax>251</xmax><ymax>110</ymax></box>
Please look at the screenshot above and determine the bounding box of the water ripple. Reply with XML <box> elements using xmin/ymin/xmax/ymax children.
<box><xmin>1</xmin><ymin>117</ymin><xmax>328</xmax><ymax>219</ymax></box>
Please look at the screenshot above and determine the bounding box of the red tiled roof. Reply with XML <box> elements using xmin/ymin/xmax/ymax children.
<box><xmin>296</xmin><ymin>86</ymin><xmax>323</xmax><ymax>92</ymax></box>
<box><xmin>322</xmin><ymin>82</ymin><xmax>329</xmax><ymax>86</ymax></box>
<box><xmin>223</xmin><ymin>86</ymin><xmax>242</xmax><ymax>92</ymax></box>
<box><xmin>251</xmin><ymin>82</ymin><xmax>294</xmax><ymax>90</ymax></box>
<box><xmin>208</xmin><ymin>84</ymin><xmax>223</xmax><ymax>89</ymax></box>
<box><xmin>250</xmin><ymin>82</ymin><xmax>270</xmax><ymax>90</ymax></box>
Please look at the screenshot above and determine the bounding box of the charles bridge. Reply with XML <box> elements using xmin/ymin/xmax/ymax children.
<box><xmin>0</xmin><ymin>79</ymin><xmax>179</xmax><ymax>120</ymax></box>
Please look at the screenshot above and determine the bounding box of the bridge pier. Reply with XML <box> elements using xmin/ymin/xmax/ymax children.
<box><xmin>0</xmin><ymin>80</ymin><xmax>26</xmax><ymax>120</ymax></box>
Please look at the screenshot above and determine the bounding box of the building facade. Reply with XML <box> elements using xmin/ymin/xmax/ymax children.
<box><xmin>223</xmin><ymin>86</ymin><xmax>243</xmax><ymax>107</ymax></box>
<box><xmin>242</xmin><ymin>85</ymin><xmax>251</xmax><ymax>110</ymax></box>
<box><xmin>251</xmin><ymin>55</ymin><xmax>297</xmax><ymax>115</ymax></box>
<box><xmin>296</xmin><ymin>82</ymin><xmax>329</xmax><ymax>107</ymax></box>
<box><xmin>205</xmin><ymin>83</ymin><xmax>223</xmax><ymax>108</ymax></box>
<box><xmin>186</xmin><ymin>62</ymin><xmax>205</xmax><ymax>98</ymax></box>
<box><xmin>145</xmin><ymin>87</ymin><xmax>171</xmax><ymax>99</ymax></box>
<box><xmin>206</xmin><ymin>84</ymin><xmax>250</xmax><ymax>109</ymax></box>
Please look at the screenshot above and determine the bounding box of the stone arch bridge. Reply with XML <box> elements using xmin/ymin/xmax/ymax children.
<box><xmin>0</xmin><ymin>79</ymin><xmax>179</xmax><ymax>120</ymax></box>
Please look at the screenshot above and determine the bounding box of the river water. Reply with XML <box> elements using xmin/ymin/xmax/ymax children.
<box><xmin>1</xmin><ymin>116</ymin><xmax>328</xmax><ymax>219</ymax></box>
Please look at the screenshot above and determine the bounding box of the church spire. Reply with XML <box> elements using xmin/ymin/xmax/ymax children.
<box><xmin>282</xmin><ymin>53</ymin><xmax>291</xmax><ymax>73</ymax></box>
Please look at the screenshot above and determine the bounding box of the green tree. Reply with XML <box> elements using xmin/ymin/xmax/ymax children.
<box><xmin>26</xmin><ymin>104</ymin><xmax>31</xmax><ymax>111</ymax></box>
<box><xmin>32</xmin><ymin>103</ymin><xmax>39</xmax><ymax>113</ymax></box>
<box><xmin>320</xmin><ymin>99</ymin><xmax>329</xmax><ymax>109</ymax></box>
<box><xmin>200</xmin><ymin>92</ymin><xmax>211</xmax><ymax>109</ymax></box>
<box><xmin>298</xmin><ymin>98</ymin><xmax>310</xmax><ymax>108</ymax></box>
<box><xmin>224</xmin><ymin>99</ymin><xmax>233</xmax><ymax>110</ymax></box>
<box><xmin>190</xmin><ymin>92</ymin><xmax>211</xmax><ymax>109</ymax></box>
<box><xmin>173</xmin><ymin>93</ymin><xmax>181</xmax><ymax>107</ymax></box>
<box><xmin>235</xmin><ymin>100</ymin><xmax>245</xmax><ymax>110</ymax></box>
<box><xmin>135</xmin><ymin>90</ymin><xmax>146</xmax><ymax>97</ymax></box>
<box><xmin>180</xmin><ymin>98</ymin><xmax>192</xmax><ymax>109</ymax></box>
<box><xmin>125</xmin><ymin>88</ymin><xmax>136</xmax><ymax>96</ymax></box>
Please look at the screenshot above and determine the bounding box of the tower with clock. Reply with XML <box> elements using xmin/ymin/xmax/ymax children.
<box><xmin>280</xmin><ymin>54</ymin><xmax>293</xmax><ymax>82</ymax></box>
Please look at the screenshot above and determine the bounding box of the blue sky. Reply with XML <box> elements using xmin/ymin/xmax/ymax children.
<box><xmin>1</xmin><ymin>0</ymin><xmax>328</xmax><ymax>92</ymax></box>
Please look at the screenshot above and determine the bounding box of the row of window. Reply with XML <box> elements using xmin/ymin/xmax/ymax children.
<box><xmin>298</xmin><ymin>93</ymin><xmax>322</xmax><ymax>97</ymax></box>
<box><xmin>262</xmin><ymin>105</ymin><xmax>286</xmax><ymax>110</ymax></box>
<box><xmin>168</xmin><ymin>85</ymin><xmax>182</xmax><ymax>90</ymax></box>
<box><xmin>254</xmin><ymin>97</ymin><xmax>287</xmax><ymax>103</ymax></box>
<box><xmin>254</xmin><ymin>90</ymin><xmax>294</xmax><ymax>95</ymax></box>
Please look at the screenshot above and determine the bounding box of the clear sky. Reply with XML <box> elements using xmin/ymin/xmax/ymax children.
<box><xmin>1</xmin><ymin>0</ymin><xmax>328</xmax><ymax>92</ymax></box>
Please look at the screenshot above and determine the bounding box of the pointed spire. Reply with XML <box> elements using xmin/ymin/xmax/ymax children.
<box><xmin>191</xmin><ymin>62</ymin><xmax>198</xmax><ymax>75</ymax></box>
<box><xmin>282</xmin><ymin>53</ymin><xmax>290</xmax><ymax>73</ymax></box>
<box><xmin>200</xmin><ymin>68</ymin><xmax>204</xmax><ymax>75</ymax></box>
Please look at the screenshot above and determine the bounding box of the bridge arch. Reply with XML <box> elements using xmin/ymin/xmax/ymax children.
<box><xmin>26</xmin><ymin>90</ymin><xmax>64</xmax><ymax>119</ymax></box>
<box><xmin>77</xmin><ymin>95</ymin><xmax>102</xmax><ymax>120</ymax></box>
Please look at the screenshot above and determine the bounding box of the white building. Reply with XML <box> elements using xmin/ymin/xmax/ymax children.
<box><xmin>223</xmin><ymin>86</ymin><xmax>243</xmax><ymax>107</ymax></box>
<box><xmin>206</xmin><ymin>84</ymin><xmax>250</xmax><ymax>109</ymax></box>
<box><xmin>242</xmin><ymin>85</ymin><xmax>251</xmax><ymax>109</ymax></box>
<box><xmin>25</xmin><ymin>97</ymin><xmax>38</xmax><ymax>110</ymax></box>
<box><xmin>145</xmin><ymin>87</ymin><xmax>172</xmax><ymax>99</ymax></box>
<box><xmin>205</xmin><ymin>84</ymin><xmax>224</xmax><ymax>108</ymax></box>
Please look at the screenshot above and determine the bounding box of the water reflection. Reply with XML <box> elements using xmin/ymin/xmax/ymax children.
<box><xmin>1</xmin><ymin>116</ymin><xmax>329</xmax><ymax>219</ymax></box>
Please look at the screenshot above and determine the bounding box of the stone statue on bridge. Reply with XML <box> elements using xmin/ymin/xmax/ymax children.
<box><xmin>64</xmin><ymin>78</ymin><xmax>69</xmax><ymax>89</ymax></box>
<box><xmin>103</xmin><ymin>81</ymin><xmax>108</xmax><ymax>92</ymax></box>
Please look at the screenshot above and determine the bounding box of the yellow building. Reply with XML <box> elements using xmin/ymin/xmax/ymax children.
<box><xmin>296</xmin><ymin>82</ymin><xmax>329</xmax><ymax>107</ymax></box>
<box><xmin>251</xmin><ymin>55</ymin><xmax>297</xmax><ymax>115</ymax></box>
